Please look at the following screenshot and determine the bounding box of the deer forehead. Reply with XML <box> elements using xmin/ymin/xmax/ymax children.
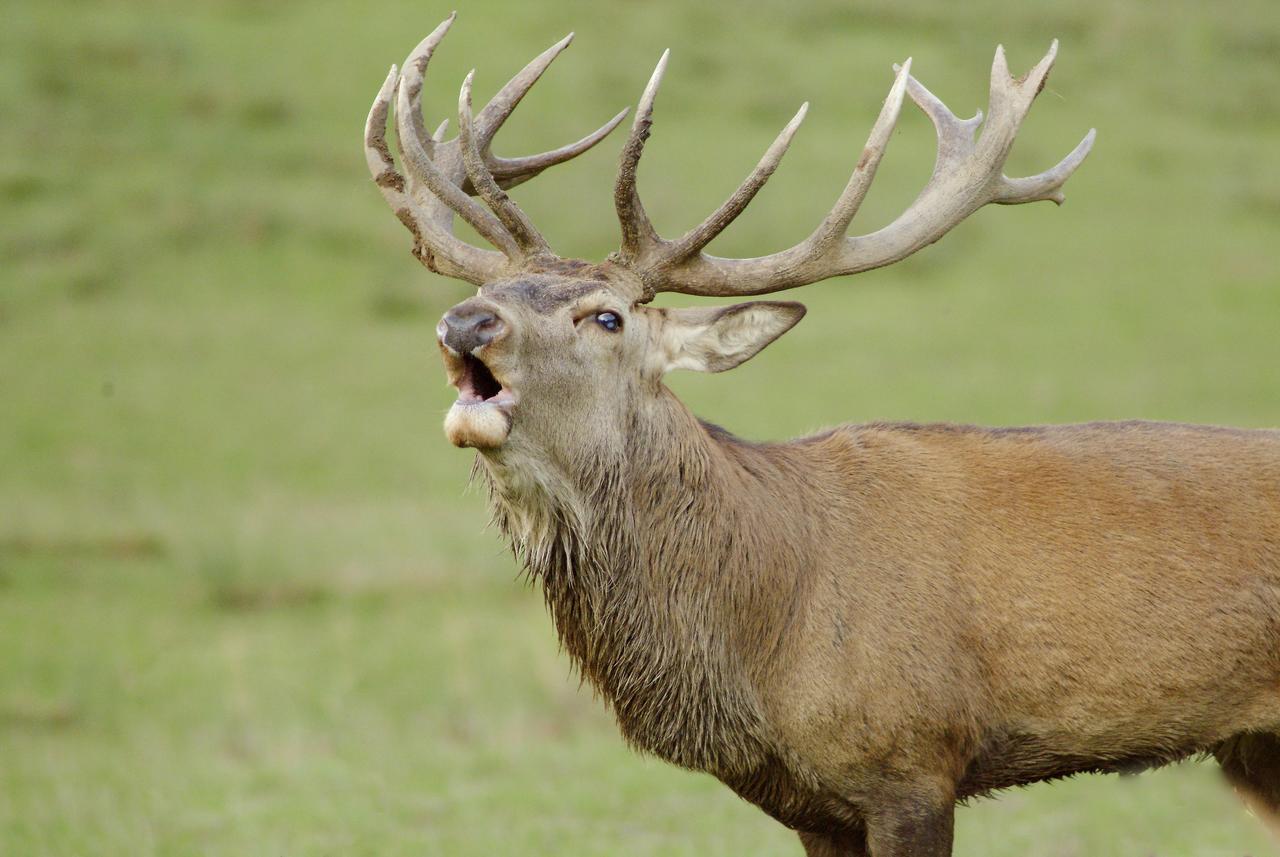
<box><xmin>477</xmin><ymin>275</ymin><xmax>613</xmax><ymax>317</ymax></box>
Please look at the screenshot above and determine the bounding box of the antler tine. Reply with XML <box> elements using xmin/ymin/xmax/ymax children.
<box><xmin>475</xmin><ymin>33</ymin><xmax>574</xmax><ymax>149</ymax></box>
<box><xmin>806</xmin><ymin>59</ymin><xmax>913</xmax><ymax>256</ymax></box>
<box><xmin>461</xmin><ymin>32</ymin><xmax>629</xmax><ymax>192</ymax></box>
<box><xmin>619</xmin><ymin>43</ymin><xmax>1094</xmax><ymax>298</ymax></box>
<box><xmin>487</xmin><ymin>108</ymin><xmax>630</xmax><ymax>189</ymax></box>
<box><xmin>664</xmin><ymin>102</ymin><xmax>809</xmax><ymax>262</ymax></box>
<box><xmin>614</xmin><ymin>50</ymin><xmax>670</xmax><ymax>263</ymax></box>
<box><xmin>996</xmin><ymin>128</ymin><xmax>1096</xmax><ymax>205</ymax></box>
<box><xmin>459</xmin><ymin>70</ymin><xmax>553</xmax><ymax>258</ymax></box>
<box><xmin>365</xmin><ymin>65</ymin><xmax>409</xmax><ymax>196</ymax></box>
<box><xmin>896</xmin><ymin>61</ymin><xmax>983</xmax><ymax>178</ymax></box>
<box><xmin>398</xmin><ymin>15</ymin><xmax>455</xmax><ymax>161</ymax></box>
<box><xmin>364</xmin><ymin>65</ymin><xmax>508</xmax><ymax>284</ymax></box>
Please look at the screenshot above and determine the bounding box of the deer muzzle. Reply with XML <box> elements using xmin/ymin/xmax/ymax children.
<box><xmin>438</xmin><ymin>300</ymin><xmax>516</xmax><ymax>450</ymax></box>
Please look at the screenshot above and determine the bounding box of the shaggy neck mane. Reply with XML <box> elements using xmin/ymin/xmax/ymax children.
<box><xmin>477</xmin><ymin>388</ymin><xmax>818</xmax><ymax>774</ymax></box>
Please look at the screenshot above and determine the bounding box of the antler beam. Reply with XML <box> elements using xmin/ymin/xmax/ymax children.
<box><xmin>612</xmin><ymin>42</ymin><xmax>1096</xmax><ymax>298</ymax></box>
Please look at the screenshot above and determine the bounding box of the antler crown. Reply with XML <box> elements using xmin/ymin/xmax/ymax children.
<box><xmin>365</xmin><ymin>14</ymin><xmax>1095</xmax><ymax>299</ymax></box>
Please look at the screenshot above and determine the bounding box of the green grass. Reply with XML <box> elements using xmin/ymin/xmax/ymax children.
<box><xmin>2</xmin><ymin>0</ymin><xmax>1279</xmax><ymax>854</ymax></box>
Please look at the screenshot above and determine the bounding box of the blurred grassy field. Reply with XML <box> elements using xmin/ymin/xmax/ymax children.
<box><xmin>3</xmin><ymin>0</ymin><xmax>1279</xmax><ymax>854</ymax></box>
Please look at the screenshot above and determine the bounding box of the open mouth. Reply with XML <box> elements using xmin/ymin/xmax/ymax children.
<box><xmin>454</xmin><ymin>353</ymin><xmax>515</xmax><ymax>408</ymax></box>
<box><xmin>442</xmin><ymin>349</ymin><xmax>516</xmax><ymax>450</ymax></box>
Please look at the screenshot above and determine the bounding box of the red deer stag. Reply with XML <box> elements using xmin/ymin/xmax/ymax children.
<box><xmin>364</xmin><ymin>14</ymin><xmax>1280</xmax><ymax>856</ymax></box>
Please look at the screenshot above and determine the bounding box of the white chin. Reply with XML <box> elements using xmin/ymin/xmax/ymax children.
<box><xmin>444</xmin><ymin>402</ymin><xmax>512</xmax><ymax>449</ymax></box>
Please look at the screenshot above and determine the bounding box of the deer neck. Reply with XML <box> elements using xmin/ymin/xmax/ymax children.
<box><xmin>476</xmin><ymin>388</ymin><xmax>810</xmax><ymax>772</ymax></box>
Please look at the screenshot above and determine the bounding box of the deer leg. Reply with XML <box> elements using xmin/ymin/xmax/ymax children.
<box><xmin>1217</xmin><ymin>732</ymin><xmax>1280</xmax><ymax>838</ymax></box>
<box><xmin>862</xmin><ymin>788</ymin><xmax>955</xmax><ymax>857</ymax></box>
<box><xmin>798</xmin><ymin>828</ymin><xmax>868</xmax><ymax>856</ymax></box>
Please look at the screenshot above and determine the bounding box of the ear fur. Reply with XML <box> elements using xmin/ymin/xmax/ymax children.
<box><xmin>655</xmin><ymin>301</ymin><xmax>806</xmax><ymax>374</ymax></box>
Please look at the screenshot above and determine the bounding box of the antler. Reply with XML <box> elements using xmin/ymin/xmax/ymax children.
<box><xmin>364</xmin><ymin>13</ymin><xmax>629</xmax><ymax>285</ymax></box>
<box><xmin>612</xmin><ymin>41</ymin><xmax>1096</xmax><ymax>298</ymax></box>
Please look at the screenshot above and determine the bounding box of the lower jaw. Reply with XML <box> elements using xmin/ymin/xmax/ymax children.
<box><xmin>443</xmin><ymin>401</ymin><xmax>513</xmax><ymax>449</ymax></box>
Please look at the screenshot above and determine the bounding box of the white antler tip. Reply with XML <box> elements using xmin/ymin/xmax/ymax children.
<box><xmin>885</xmin><ymin>60</ymin><xmax>912</xmax><ymax>113</ymax></box>
<box><xmin>991</xmin><ymin>43</ymin><xmax>1014</xmax><ymax>87</ymax></box>
<box><xmin>784</xmin><ymin>102</ymin><xmax>809</xmax><ymax>134</ymax></box>
<box><xmin>1032</xmin><ymin>39</ymin><xmax>1060</xmax><ymax>83</ymax></box>
<box><xmin>380</xmin><ymin>65</ymin><xmax>400</xmax><ymax>97</ymax></box>
<box><xmin>649</xmin><ymin>49</ymin><xmax>671</xmax><ymax>86</ymax></box>
<box><xmin>407</xmin><ymin>15</ymin><xmax>457</xmax><ymax>70</ymax></box>
<box><xmin>458</xmin><ymin>70</ymin><xmax>476</xmax><ymax>113</ymax></box>
<box><xmin>550</xmin><ymin>32</ymin><xmax>574</xmax><ymax>53</ymax></box>
<box><xmin>638</xmin><ymin>50</ymin><xmax>671</xmax><ymax>114</ymax></box>
<box><xmin>1068</xmin><ymin>127</ymin><xmax>1098</xmax><ymax>161</ymax></box>
<box><xmin>1080</xmin><ymin>127</ymin><xmax>1098</xmax><ymax>154</ymax></box>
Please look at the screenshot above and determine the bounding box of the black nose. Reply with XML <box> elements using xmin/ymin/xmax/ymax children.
<box><xmin>438</xmin><ymin>301</ymin><xmax>506</xmax><ymax>354</ymax></box>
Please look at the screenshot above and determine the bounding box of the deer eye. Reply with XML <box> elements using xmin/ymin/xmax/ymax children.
<box><xmin>595</xmin><ymin>311</ymin><xmax>622</xmax><ymax>332</ymax></box>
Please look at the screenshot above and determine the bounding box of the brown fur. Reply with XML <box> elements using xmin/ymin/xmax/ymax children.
<box><xmin>477</xmin><ymin>364</ymin><xmax>1280</xmax><ymax>852</ymax></box>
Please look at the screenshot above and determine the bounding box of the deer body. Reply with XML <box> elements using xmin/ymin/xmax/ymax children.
<box><xmin>363</xmin><ymin>15</ymin><xmax>1280</xmax><ymax>855</ymax></box>
<box><xmin>488</xmin><ymin>400</ymin><xmax>1280</xmax><ymax>836</ymax></box>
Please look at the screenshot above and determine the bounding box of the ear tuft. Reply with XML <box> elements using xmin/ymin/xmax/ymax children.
<box><xmin>658</xmin><ymin>301</ymin><xmax>806</xmax><ymax>374</ymax></box>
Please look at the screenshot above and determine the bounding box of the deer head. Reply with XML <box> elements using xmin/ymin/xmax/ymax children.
<box><xmin>364</xmin><ymin>13</ymin><xmax>1094</xmax><ymax>462</ymax></box>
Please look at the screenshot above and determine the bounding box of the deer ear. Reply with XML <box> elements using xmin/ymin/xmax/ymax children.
<box><xmin>655</xmin><ymin>301</ymin><xmax>806</xmax><ymax>374</ymax></box>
